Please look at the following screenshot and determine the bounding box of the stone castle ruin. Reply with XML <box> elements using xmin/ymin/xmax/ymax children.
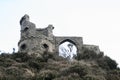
<box><xmin>18</xmin><ymin>14</ymin><xmax>100</xmax><ymax>58</ymax></box>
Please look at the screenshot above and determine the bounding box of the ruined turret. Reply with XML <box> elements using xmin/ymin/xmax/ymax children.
<box><xmin>18</xmin><ymin>14</ymin><xmax>55</xmax><ymax>57</ymax></box>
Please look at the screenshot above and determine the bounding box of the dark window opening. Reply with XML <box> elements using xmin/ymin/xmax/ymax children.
<box><xmin>21</xmin><ymin>44</ymin><xmax>26</xmax><ymax>50</ymax></box>
<box><xmin>24</xmin><ymin>27</ymin><xmax>29</xmax><ymax>31</ymax></box>
<box><xmin>43</xmin><ymin>44</ymin><xmax>49</xmax><ymax>49</ymax></box>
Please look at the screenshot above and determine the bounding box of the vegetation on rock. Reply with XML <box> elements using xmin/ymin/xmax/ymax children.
<box><xmin>0</xmin><ymin>48</ymin><xmax>120</xmax><ymax>80</ymax></box>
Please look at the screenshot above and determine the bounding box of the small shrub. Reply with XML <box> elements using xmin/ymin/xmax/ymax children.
<box><xmin>0</xmin><ymin>58</ymin><xmax>15</xmax><ymax>67</ymax></box>
<box><xmin>35</xmin><ymin>70</ymin><xmax>58</xmax><ymax>80</ymax></box>
<box><xmin>83</xmin><ymin>75</ymin><xmax>106</xmax><ymax>80</ymax></box>
<box><xmin>97</xmin><ymin>56</ymin><xmax>117</xmax><ymax>70</ymax></box>
<box><xmin>61</xmin><ymin>64</ymin><xmax>88</xmax><ymax>77</ymax></box>
<box><xmin>11</xmin><ymin>52</ymin><xmax>32</xmax><ymax>62</ymax></box>
<box><xmin>77</xmin><ymin>48</ymin><xmax>103</xmax><ymax>61</ymax></box>
<box><xmin>104</xmin><ymin>56</ymin><xmax>117</xmax><ymax>69</ymax></box>
<box><xmin>105</xmin><ymin>70</ymin><xmax>120</xmax><ymax>80</ymax></box>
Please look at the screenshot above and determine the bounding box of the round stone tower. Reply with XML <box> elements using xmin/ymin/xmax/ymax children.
<box><xmin>18</xmin><ymin>14</ymin><xmax>55</xmax><ymax>57</ymax></box>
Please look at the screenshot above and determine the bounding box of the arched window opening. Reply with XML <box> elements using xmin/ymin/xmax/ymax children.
<box><xmin>24</xmin><ymin>27</ymin><xmax>29</xmax><ymax>31</ymax></box>
<box><xmin>20</xmin><ymin>44</ymin><xmax>27</xmax><ymax>50</ymax></box>
<box><xmin>59</xmin><ymin>41</ymin><xmax>77</xmax><ymax>60</ymax></box>
<box><xmin>43</xmin><ymin>43</ymin><xmax>49</xmax><ymax>49</ymax></box>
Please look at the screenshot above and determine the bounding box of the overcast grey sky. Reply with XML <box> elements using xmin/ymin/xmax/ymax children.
<box><xmin>0</xmin><ymin>0</ymin><xmax>120</xmax><ymax>66</ymax></box>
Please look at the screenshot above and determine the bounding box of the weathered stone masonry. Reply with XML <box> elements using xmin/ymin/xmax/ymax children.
<box><xmin>18</xmin><ymin>14</ymin><xmax>100</xmax><ymax>57</ymax></box>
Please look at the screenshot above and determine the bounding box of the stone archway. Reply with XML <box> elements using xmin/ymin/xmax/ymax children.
<box><xmin>58</xmin><ymin>39</ymin><xmax>77</xmax><ymax>60</ymax></box>
<box><xmin>55</xmin><ymin>37</ymin><xmax>83</xmax><ymax>55</ymax></box>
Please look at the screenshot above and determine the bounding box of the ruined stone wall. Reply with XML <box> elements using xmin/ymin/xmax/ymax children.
<box><xmin>18</xmin><ymin>36</ymin><xmax>55</xmax><ymax>57</ymax></box>
<box><xmin>83</xmin><ymin>44</ymin><xmax>100</xmax><ymax>54</ymax></box>
<box><xmin>18</xmin><ymin>14</ymin><xmax>101</xmax><ymax>58</ymax></box>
